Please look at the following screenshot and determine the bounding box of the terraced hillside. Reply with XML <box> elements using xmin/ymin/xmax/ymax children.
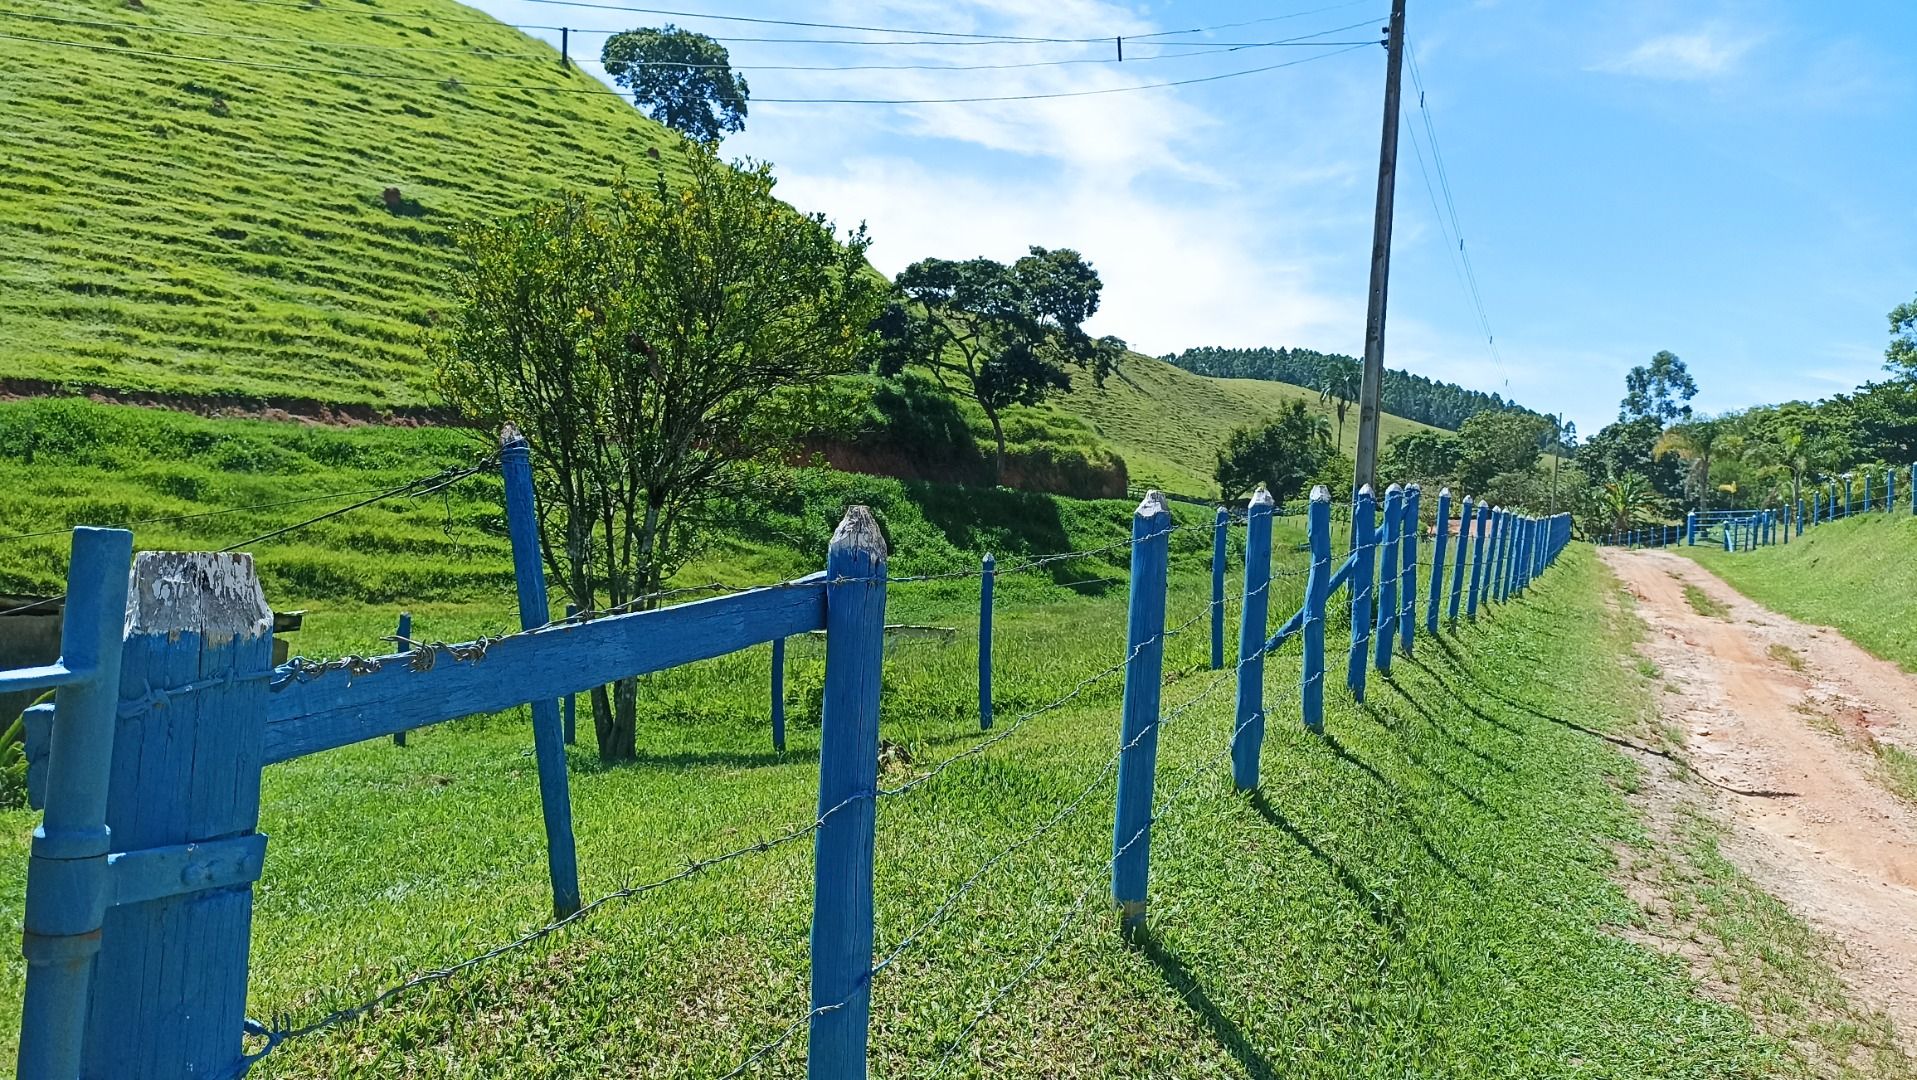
<box><xmin>0</xmin><ymin>0</ymin><xmax>678</xmax><ymax>408</ymax></box>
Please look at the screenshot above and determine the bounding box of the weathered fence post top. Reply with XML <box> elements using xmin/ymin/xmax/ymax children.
<box><xmin>129</xmin><ymin>550</ymin><xmax>272</xmax><ymax>643</ymax></box>
<box><xmin>499</xmin><ymin>422</ymin><xmax>526</xmax><ymax>450</ymax></box>
<box><xmin>1249</xmin><ymin>484</ymin><xmax>1275</xmax><ymax>510</ymax></box>
<box><xmin>1138</xmin><ymin>489</ymin><xmax>1169</xmax><ymax>518</ymax></box>
<box><xmin>832</xmin><ymin>505</ymin><xmax>889</xmax><ymax>565</ymax></box>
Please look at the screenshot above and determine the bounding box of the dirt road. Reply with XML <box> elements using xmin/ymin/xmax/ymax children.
<box><xmin>1603</xmin><ymin>547</ymin><xmax>1917</xmax><ymax>1039</ymax></box>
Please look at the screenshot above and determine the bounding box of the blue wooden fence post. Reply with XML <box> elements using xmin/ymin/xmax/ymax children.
<box><xmin>1866</xmin><ymin>472</ymin><xmax>1874</xmax><ymax>515</ymax></box>
<box><xmin>393</xmin><ymin>611</ymin><xmax>412</xmax><ymax>747</ymax></box>
<box><xmin>1686</xmin><ymin>511</ymin><xmax>1696</xmax><ymax>545</ymax></box>
<box><xmin>1231</xmin><ymin>489</ymin><xmax>1273</xmax><ymax>790</ymax></box>
<box><xmin>83</xmin><ymin>550</ymin><xmax>273</xmax><ymax>1076</ymax></box>
<box><xmin>1399</xmin><ymin>484</ymin><xmax>1420</xmax><ymax>657</ymax></box>
<box><xmin>563</xmin><ymin>604</ymin><xmax>578</xmax><ymax>744</ymax></box>
<box><xmin>1910</xmin><ymin>462</ymin><xmax>1915</xmax><ymax>515</ymax></box>
<box><xmin>500</xmin><ymin>429</ymin><xmax>582</xmax><ymax>918</ymax></box>
<box><xmin>1374</xmin><ymin>485</ymin><xmax>1402</xmax><ymax>672</ymax></box>
<box><xmin>1844</xmin><ymin>475</ymin><xmax>1853</xmax><ymax>517</ymax></box>
<box><xmin>1467</xmin><ymin>501</ymin><xmax>1491</xmax><ymax>619</ymax></box>
<box><xmin>1113</xmin><ymin>492</ymin><xmax>1172</xmax><ymax>936</ymax></box>
<box><xmin>979</xmin><ymin>553</ymin><xmax>994</xmax><ymax>730</ymax></box>
<box><xmin>1447</xmin><ymin>493</ymin><xmax>1472</xmax><ymax>624</ymax></box>
<box><xmin>1347</xmin><ymin>486</ymin><xmax>1376</xmax><ymax>701</ymax></box>
<box><xmin>808</xmin><ymin>506</ymin><xmax>889</xmax><ymax>1078</ymax></box>
<box><xmin>1888</xmin><ymin>469</ymin><xmax>1896</xmax><ymax>513</ymax></box>
<box><xmin>771</xmin><ymin>637</ymin><xmax>787</xmax><ymax>752</ymax></box>
<box><xmin>16</xmin><ymin>528</ymin><xmax>132</xmax><ymax>1080</ymax></box>
<box><xmin>1426</xmin><ymin>487</ymin><xmax>1451</xmax><ymax>636</ymax></box>
<box><xmin>1211</xmin><ymin>506</ymin><xmax>1227</xmax><ymax>671</ymax></box>
<box><xmin>1303</xmin><ymin>487</ymin><xmax>1331</xmax><ymax>734</ymax></box>
<box><xmin>1488</xmin><ymin>508</ymin><xmax>1506</xmax><ymax>603</ymax></box>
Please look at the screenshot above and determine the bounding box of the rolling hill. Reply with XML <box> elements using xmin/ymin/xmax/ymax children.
<box><xmin>0</xmin><ymin>0</ymin><xmax>1438</xmax><ymax>495</ymax></box>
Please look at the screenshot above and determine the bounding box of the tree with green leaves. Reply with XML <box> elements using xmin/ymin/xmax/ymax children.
<box><xmin>1214</xmin><ymin>400</ymin><xmax>1335</xmax><ymax>502</ymax></box>
<box><xmin>1655</xmin><ymin>417</ymin><xmax>1724</xmax><ymax>510</ymax></box>
<box><xmin>432</xmin><ymin>142</ymin><xmax>881</xmax><ymax>760</ymax></box>
<box><xmin>1383</xmin><ymin>429</ymin><xmax>1460</xmax><ymax>486</ymax></box>
<box><xmin>1593</xmin><ymin>471</ymin><xmax>1660</xmax><ymax>535</ymax></box>
<box><xmin>875</xmin><ymin>247</ymin><xmax>1122</xmax><ymax>485</ymax></box>
<box><xmin>1455</xmin><ymin>410</ymin><xmax>1550</xmax><ymax>493</ymax></box>
<box><xmin>1318</xmin><ymin>359</ymin><xmax>1361</xmax><ymax>451</ymax></box>
<box><xmin>1620</xmin><ymin>350</ymin><xmax>1697</xmax><ymax>423</ymax></box>
<box><xmin>601</xmin><ymin>25</ymin><xmax>749</xmax><ymax>142</ymax></box>
<box><xmin>1889</xmin><ymin>293</ymin><xmax>1917</xmax><ymax>378</ymax></box>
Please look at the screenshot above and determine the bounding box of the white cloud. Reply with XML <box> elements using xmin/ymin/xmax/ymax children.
<box><xmin>1597</xmin><ymin>27</ymin><xmax>1762</xmax><ymax>81</ymax></box>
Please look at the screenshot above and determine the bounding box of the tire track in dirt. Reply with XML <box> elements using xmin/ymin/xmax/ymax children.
<box><xmin>1603</xmin><ymin>547</ymin><xmax>1917</xmax><ymax>1042</ymax></box>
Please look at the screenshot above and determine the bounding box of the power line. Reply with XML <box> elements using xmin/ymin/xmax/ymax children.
<box><xmin>0</xmin><ymin>11</ymin><xmax>1380</xmax><ymax>73</ymax></box>
<box><xmin>752</xmin><ymin>44</ymin><xmax>1377</xmax><ymax>105</ymax></box>
<box><xmin>0</xmin><ymin>29</ymin><xmax>1375</xmax><ymax>104</ymax></box>
<box><xmin>1403</xmin><ymin>41</ymin><xmax>1508</xmax><ymax>387</ymax></box>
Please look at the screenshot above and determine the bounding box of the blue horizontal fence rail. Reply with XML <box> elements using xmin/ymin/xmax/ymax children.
<box><xmin>11</xmin><ymin>465</ymin><xmax>1578</xmax><ymax>1078</ymax></box>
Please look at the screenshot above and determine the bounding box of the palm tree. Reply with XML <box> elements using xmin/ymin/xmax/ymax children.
<box><xmin>1594</xmin><ymin>472</ymin><xmax>1659</xmax><ymax>535</ymax></box>
<box><xmin>1655</xmin><ymin>418</ymin><xmax>1723</xmax><ymax>510</ymax></box>
<box><xmin>1318</xmin><ymin>360</ymin><xmax>1361</xmax><ymax>453</ymax></box>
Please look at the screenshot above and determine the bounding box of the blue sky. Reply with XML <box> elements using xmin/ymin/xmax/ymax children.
<box><xmin>469</xmin><ymin>0</ymin><xmax>1917</xmax><ymax>436</ymax></box>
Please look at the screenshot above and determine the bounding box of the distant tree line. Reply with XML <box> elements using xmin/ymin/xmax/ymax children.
<box><xmin>1161</xmin><ymin>345</ymin><xmax>1541</xmax><ymax>432</ymax></box>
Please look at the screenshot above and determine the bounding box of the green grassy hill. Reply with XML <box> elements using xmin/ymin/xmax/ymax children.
<box><xmin>1059</xmin><ymin>352</ymin><xmax>1441</xmax><ymax>496</ymax></box>
<box><xmin>0</xmin><ymin>0</ymin><xmax>1445</xmax><ymax>498</ymax></box>
<box><xmin>1678</xmin><ymin>510</ymin><xmax>1917</xmax><ymax>671</ymax></box>
<box><xmin>0</xmin><ymin>0</ymin><xmax>678</xmax><ymax>408</ymax></box>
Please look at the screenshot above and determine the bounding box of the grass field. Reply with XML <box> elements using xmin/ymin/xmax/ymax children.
<box><xmin>1676</xmin><ymin>510</ymin><xmax>1917</xmax><ymax>672</ymax></box>
<box><xmin>1</xmin><ymin>512</ymin><xmax>1864</xmax><ymax>1076</ymax></box>
<box><xmin>0</xmin><ymin>0</ymin><xmax>677</xmax><ymax>406</ymax></box>
<box><xmin>1058</xmin><ymin>353</ymin><xmax>1440</xmax><ymax>498</ymax></box>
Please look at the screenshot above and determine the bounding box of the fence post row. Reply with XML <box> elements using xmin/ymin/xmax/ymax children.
<box><xmin>1211</xmin><ymin>506</ymin><xmax>1228</xmax><ymax>671</ymax></box>
<box><xmin>500</xmin><ymin>431</ymin><xmax>583</xmax><ymax>918</ymax></box>
<box><xmin>1400</xmin><ymin>485</ymin><xmax>1421</xmax><ymax>658</ymax></box>
<box><xmin>1374</xmin><ymin>485</ymin><xmax>1402</xmax><ymax>672</ymax></box>
<box><xmin>1112</xmin><ymin>492</ymin><xmax>1172</xmax><ymax>938</ymax></box>
<box><xmin>1448</xmin><ymin>493</ymin><xmax>1473</xmax><ymax>623</ymax></box>
<box><xmin>1427</xmin><ymin>488</ymin><xmax>1451</xmax><ymax>636</ymax></box>
<box><xmin>979</xmin><ymin>553</ymin><xmax>994</xmax><ymax>730</ymax></box>
<box><xmin>808</xmin><ymin>507</ymin><xmax>890</xmax><ymax>1079</ymax></box>
<box><xmin>1347</xmin><ymin>485</ymin><xmax>1377</xmax><ymax>702</ymax></box>
<box><xmin>1231</xmin><ymin>488</ymin><xmax>1274</xmax><ymax>791</ymax></box>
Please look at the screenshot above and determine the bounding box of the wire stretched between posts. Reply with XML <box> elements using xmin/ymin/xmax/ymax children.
<box><xmin>243</xmin><ymin>787</ymin><xmax>874</xmax><ymax>1065</ymax></box>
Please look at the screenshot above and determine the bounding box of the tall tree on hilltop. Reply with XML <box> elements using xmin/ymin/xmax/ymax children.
<box><xmin>431</xmin><ymin>142</ymin><xmax>881</xmax><ymax>760</ymax></box>
<box><xmin>874</xmin><ymin>247</ymin><xmax>1123</xmax><ymax>485</ymax></box>
<box><xmin>1318</xmin><ymin>358</ymin><xmax>1362</xmax><ymax>451</ymax></box>
<box><xmin>1620</xmin><ymin>350</ymin><xmax>1698</xmax><ymax>424</ymax></box>
<box><xmin>602</xmin><ymin>25</ymin><xmax>749</xmax><ymax>142</ymax></box>
<box><xmin>1454</xmin><ymin>410</ymin><xmax>1550</xmax><ymax>493</ymax></box>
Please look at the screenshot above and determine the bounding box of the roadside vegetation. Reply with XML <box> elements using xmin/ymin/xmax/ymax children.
<box><xmin>1678</xmin><ymin>513</ymin><xmax>1917</xmax><ymax>672</ymax></box>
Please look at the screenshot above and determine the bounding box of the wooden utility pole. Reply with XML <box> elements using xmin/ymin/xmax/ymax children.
<box><xmin>1351</xmin><ymin>0</ymin><xmax>1407</xmax><ymax>497</ymax></box>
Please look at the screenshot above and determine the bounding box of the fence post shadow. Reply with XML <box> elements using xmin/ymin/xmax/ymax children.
<box><xmin>1136</xmin><ymin>929</ymin><xmax>1283</xmax><ymax>1080</ymax></box>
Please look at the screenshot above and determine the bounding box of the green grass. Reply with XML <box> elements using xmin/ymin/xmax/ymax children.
<box><xmin>1683</xmin><ymin>584</ymin><xmax>1731</xmax><ymax>619</ymax></box>
<box><xmin>1058</xmin><ymin>354</ymin><xmax>1440</xmax><ymax>497</ymax></box>
<box><xmin>0</xmin><ymin>518</ymin><xmax>1836</xmax><ymax>1075</ymax></box>
<box><xmin>1677</xmin><ymin>512</ymin><xmax>1917</xmax><ymax>671</ymax></box>
<box><xmin>0</xmin><ymin>0</ymin><xmax>679</xmax><ymax>407</ymax></box>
